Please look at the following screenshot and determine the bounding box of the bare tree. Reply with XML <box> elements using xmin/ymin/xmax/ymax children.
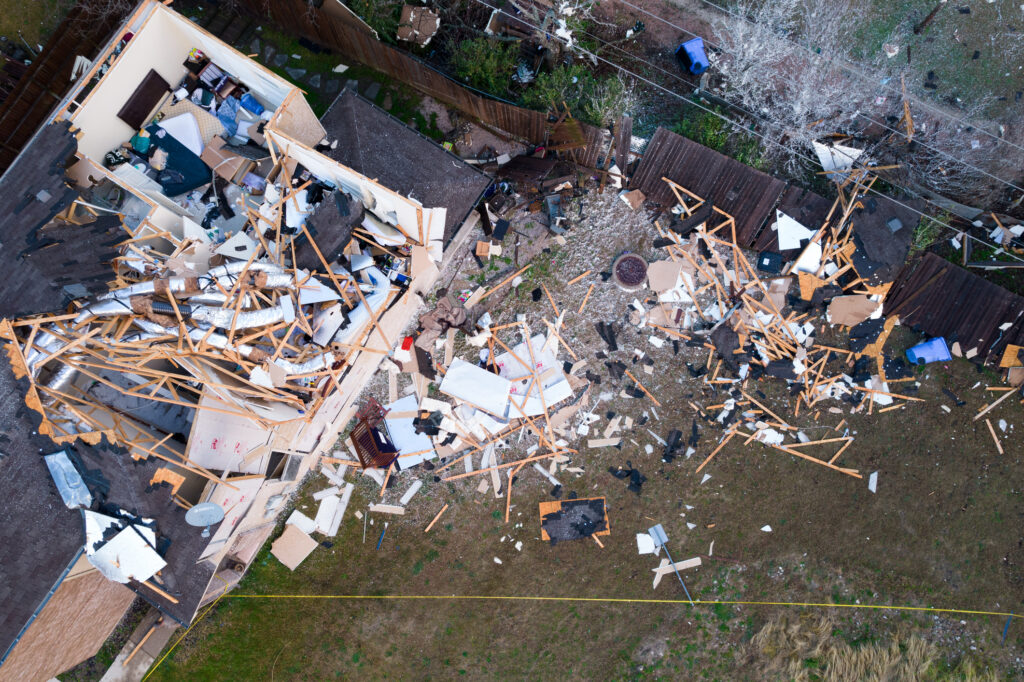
<box><xmin>707</xmin><ymin>0</ymin><xmax>1024</xmax><ymax>208</ymax></box>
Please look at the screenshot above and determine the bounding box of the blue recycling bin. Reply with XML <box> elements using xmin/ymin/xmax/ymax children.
<box><xmin>675</xmin><ymin>37</ymin><xmax>709</xmax><ymax>75</ymax></box>
<box><xmin>906</xmin><ymin>337</ymin><xmax>952</xmax><ymax>365</ymax></box>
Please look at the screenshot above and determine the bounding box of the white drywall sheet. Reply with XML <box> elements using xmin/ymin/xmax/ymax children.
<box><xmin>439</xmin><ymin>357</ymin><xmax>512</xmax><ymax>417</ymax></box>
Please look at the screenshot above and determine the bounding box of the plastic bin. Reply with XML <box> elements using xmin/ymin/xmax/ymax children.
<box><xmin>906</xmin><ymin>337</ymin><xmax>951</xmax><ymax>365</ymax></box>
<box><xmin>675</xmin><ymin>37</ymin><xmax>709</xmax><ymax>75</ymax></box>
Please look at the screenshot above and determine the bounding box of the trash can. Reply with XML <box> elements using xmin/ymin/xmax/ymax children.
<box><xmin>906</xmin><ymin>337</ymin><xmax>951</xmax><ymax>365</ymax></box>
<box><xmin>675</xmin><ymin>37</ymin><xmax>709</xmax><ymax>75</ymax></box>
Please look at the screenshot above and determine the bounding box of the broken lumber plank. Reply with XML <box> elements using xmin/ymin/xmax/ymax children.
<box><xmin>425</xmin><ymin>504</ymin><xmax>449</xmax><ymax>532</ymax></box>
<box><xmin>739</xmin><ymin>391</ymin><xmax>791</xmax><ymax>428</ymax></box>
<box><xmin>652</xmin><ymin>557</ymin><xmax>702</xmax><ymax>576</ymax></box>
<box><xmin>568</xmin><ymin>270</ymin><xmax>591</xmax><ymax>285</ymax></box>
<box><xmin>696</xmin><ymin>429</ymin><xmax>735</xmax><ymax>473</ymax></box>
<box><xmin>578</xmin><ymin>283</ymin><xmax>595</xmax><ymax>314</ymax></box>
<box><xmin>588</xmin><ymin>437</ymin><xmax>621</xmax><ymax>448</ymax></box>
<box><xmin>624</xmin><ymin>369</ymin><xmax>661</xmax><ymax>407</ymax></box>
<box><xmin>480</xmin><ymin>264</ymin><xmax>531</xmax><ymax>300</ymax></box>
<box><xmin>985</xmin><ymin>418</ymin><xmax>1004</xmax><ymax>455</ymax></box>
<box><xmin>975</xmin><ymin>387</ymin><xmax>1018</xmax><ymax>420</ymax></box>
<box><xmin>770</xmin><ymin>443</ymin><xmax>861</xmax><ymax>478</ymax></box>
<box><xmin>443</xmin><ymin>451</ymin><xmax>573</xmax><ymax>481</ymax></box>
<box><xmin>368</xmin><ymin>504</ymin><xmax>405</xmax><ymax>515</ymax></box>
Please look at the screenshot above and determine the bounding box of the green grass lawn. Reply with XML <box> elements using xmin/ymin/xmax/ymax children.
<box><xmin>852</xmin><ymin>0</ymin><xmax>1024</xmax><ymax>120</ymax></box>
<box><xmin>0</xmin><ymin>0</ymin><xmax>66</xmax><ymax>47</ymax></box>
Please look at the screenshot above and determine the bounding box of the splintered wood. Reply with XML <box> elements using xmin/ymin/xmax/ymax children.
<box><xmin>1</xmin><ymin>161</ymin><xmax>410</xmax><ymax>477</ymax></box>
<box><xmin>649</xmin><ymin>175</ymin><xmax>915</xmax><ymax>480</ymax></box>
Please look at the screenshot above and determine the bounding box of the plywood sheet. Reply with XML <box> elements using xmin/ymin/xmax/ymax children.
<box><xmin>271</xmin><ymin>524</ymin><xmax>318</xmax><ymax>571</ymax></box>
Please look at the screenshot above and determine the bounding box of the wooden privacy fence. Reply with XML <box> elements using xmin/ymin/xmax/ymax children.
<box><xmin>0</xmin><ymin>2</ymin><xmax>128</xmax><ymax>174</ymax></box>
<box><xmin>234</xmin><ymin>0</ymin><xmax>606</xmax><ymax>165</ymax></box>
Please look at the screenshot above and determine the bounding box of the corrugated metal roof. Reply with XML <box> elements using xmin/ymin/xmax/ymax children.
<box><xmin>884</xmin><ymin>252</ymin><xmax>1024</xmax><ymax>363</ymax></box>
<box><xmin>629</xmin><ymin>127</ymin><xmax>786</xmax><ymax>248</ymax></box>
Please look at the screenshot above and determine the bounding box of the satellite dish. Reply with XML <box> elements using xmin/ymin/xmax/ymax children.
<box><xmin>185</xmin><ymin>502</ymin><xmax>225</xmax><ymax>538</ymax></box>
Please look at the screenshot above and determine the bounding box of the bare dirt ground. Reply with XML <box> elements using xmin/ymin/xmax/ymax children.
<box><xmin>147</xmin><ymin>185</ymin><xmax>1023</xmax><ymax>680</ymax></box>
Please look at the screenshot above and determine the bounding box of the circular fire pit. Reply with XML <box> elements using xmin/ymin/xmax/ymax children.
<box><xmin>612</xmin><ymin>253</ymin><xmax>648</xmax><ymax>291</ymax></box>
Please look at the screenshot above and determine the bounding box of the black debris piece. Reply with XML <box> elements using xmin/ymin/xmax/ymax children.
<box><xmin>413</xmin><ymin>411</ymin><xmax>443</xmax><ymax>435</ymax></box>
<box><xmin>958</xmin><ymin>6</ymin><xmax>970</xmax><ymax>13</ymax></box>
<box><xmin>670</xmin><ymin>201</ymin><xmax>714</xmax><ymax>237</ymax></box>
<box><xmin>595</xmin><ymin>321</ymin><xmax>619</xmax><ymax>351</ymax></box>
<box><xmin>851</xmin><ymin>356</ymin><xmax>873</xmax><ymax>383</ymax></box>
<box><xmin>600</xmin><ymin>271</ymin><xmax>612</xmax><ymax>282</ymax></box>
<box><xmin>493</xmin><ymin>219</ymin><xmax>511</xmax><ymax>241</ymax></box>
<box><xmin>550</xmin><ymin>485</ymin><xmax>563</xmax><ymax>498</ymax></box>
<box><xmin>942</xmin><ymin>387</ymin><xmax>966</xmax><ymax>407</ymax></box>
<box><xmin>542</xmin><ymin>498</ymin><xmax>607</xmax><ymax>545</ymax></box>
<box><xmin>585</xmin><ymin>370</ymin><xmax>602</xmax><ymax>384</ymax></box>
<box><xmin>606</xmin><ymin>360</ymin><xmax>627</xmax><ymax>380</ymax></box>
<box><xmin>637</xmin><ymin>414</ymin><xmax>649</xmax><ymax>426</ymax></box>
<box><xmin>972</xmin><ymin>50</ymin><xmax>980</xmax><ymax>59</ymax></box>
<box><xmin>764</xmin><ymin>360</ymin><xmax>797</xmax><ymax>380</ymax></box>
<box><xmin>673</xmin><ymin>340</ymin><xmax>680</xmax><ymax>355</ymax></box>
<box><xmin>882</xmin><ymin>354</ymin><xmax>914</xmax><ymax>380</ymax></box>
<box><xmin>710</xmin><ymin>325</ymin><xmax>746</xmax><ymax>373</ymax></box>
<box><xmin>849</xmin><ymin>318</ymin><xmax>886</xmax><ymax>353</ymax></box>
<box><xmin>609</xmin><ymin>458</ymin><xmax>649</xmax><ymax>496</ymax></box>
<box><xmin>686</xmin><ymin>362</ymin><xmax>707</xmax><ymax>378</ymax></box>
<box><xmin>663</xmin><ymin>429</ymin><xmax>683</xmax><ymax>462</ymax></box>
<box><xmin>532</xmin><ymin>287</ymin><xmax>542</xmax><ymax>302</ymax></box>
<box><xmin>563</xmin><ymin>361</ymin><xmax>574</xmax><ymax>375</ymax></box>
<box><xmin>689</xmin><ymin>420</ymin><xmax>699</xmax><ymax>447</ymax></box>
<box><xmin>605</xmin><ymin>410</ymin><xmax>616</xmax><ymax>420</ymax></box>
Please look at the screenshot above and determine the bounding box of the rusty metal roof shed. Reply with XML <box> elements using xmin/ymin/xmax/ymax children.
<box><xmin>884</xmin><ymin>252</ymin><xmax>1024</xmax><ymax>364</ymax></box>
<box><xmin>630</xmin><ymin>127</ymin><xmax>786</xmax><ymax>248</ymax></box>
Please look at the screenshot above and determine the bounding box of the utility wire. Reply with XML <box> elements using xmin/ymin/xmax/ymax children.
<box><xmin>472</xmin><ymin>0</ymin><xmax>1023</xmax><ymax>262</ymax></box>
<box><xmin>609</xmin><ymin>0</ymin><xmax>1024</xmax><ymax>195</ymax></box>
<box><xmin>620</xmin><ymin>0</ymin><xmax>1024</xmax><ymax>158</ymax></box>
<box><xmin>574</xmin><ymin>21</ymin><xmax>1024</xmax><ymax>207</ymax></box>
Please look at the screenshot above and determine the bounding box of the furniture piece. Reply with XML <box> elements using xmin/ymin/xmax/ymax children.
<box><xmin>118</xmin><ymin>69</ymin><xmax>171</xmax><ymax>130</ymax></box>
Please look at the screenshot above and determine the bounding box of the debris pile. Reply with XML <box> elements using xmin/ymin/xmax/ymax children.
<box><xmin>2</xmin><ymin>167</ymin><xmax>407</xmax><ymax>453</ymax></box>
<box><xmin>622</xmin><ymin>174</ymin><xmax>934</xmax><ymax>478</ymax></box>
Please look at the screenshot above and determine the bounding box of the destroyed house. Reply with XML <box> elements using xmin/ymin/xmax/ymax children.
<box><xmin>0</xmin><ymin>2</ymin><xmax>488</xmax><ymax>678</ymax></box>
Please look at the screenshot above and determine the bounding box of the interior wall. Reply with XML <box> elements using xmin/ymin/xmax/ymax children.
<box><xmin>273</xmin><ymin>93</ymin><xmax>327</xmax><ymax>148</ymax></box>
<box><xmin>70</xmin><ymin>9</ymin><xmax>194</xmax><ymax>160</ymax></box>
<box><xmin>169</xmin><ymin>10</ymin><xmax>293</xmax><ymax>110</ymax></box>
<box><xmin>266</xmin><ymin>129</ymin><xmax>426</xmax><ymax>242</ymax></box>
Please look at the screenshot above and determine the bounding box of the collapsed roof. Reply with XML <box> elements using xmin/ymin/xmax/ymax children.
<box><xmin>319</xmin><ymin>89</ymin><xmax>491</xmax><ymax>244</ymax></box>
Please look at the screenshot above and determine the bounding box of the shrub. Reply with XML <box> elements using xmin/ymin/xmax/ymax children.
<box><xmin>450</xmin><ymin>38</ymin><xmax>518</xmax><ymax>98</ymax></box>
<box><xmin>520</xmin><ymin>64</ymin><xmax>636</xmax><ymax>127</ymax></box>
<box><xmin>347</xmin><ymin>0</ymin><xmax>404</xmax><ymax>43</ymax></box>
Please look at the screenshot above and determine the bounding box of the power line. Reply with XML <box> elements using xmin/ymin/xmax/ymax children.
<box><xmin>609</xmin><ymin>0</ymin><xmax>1024</xmax><ymax>195</ymax></box>
<box><xmin>473</xmin><ymin>1</ymin><xmax>1021</xmax><ymax>261</ymax></box>
<box><xmin>620</xmin><ymin>0</ymin><xmax>1024</xmax><ymax>159</ymax></box>
<box><xmin>574</xmin><ymin>22</ymin><xmax>1024</xmax><ymax>205</ymax></box>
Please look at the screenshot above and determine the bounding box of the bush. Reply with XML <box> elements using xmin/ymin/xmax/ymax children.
<box><xmin>672</xmin><ymin>106</ymin><xmax>730</xmax><ymax>153</ymax></box>
<box><xmin>347</xmin><ymin>0</ymin><xmax>404</xmax><ymax>43</ymax></box>
<box><xmin>671</xmin><ymin>104</ymin><xmax>766</xmax><ymax>170</ymax></box>
<box><xmin>520</xmin><ymin>64</ymin><xmax>636</xmax><ymax>127</ymax></box>
<box><xmin>450</xmin><ymin>38</ymin><xmax>518</xmax><ymax>98</ymax></box>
